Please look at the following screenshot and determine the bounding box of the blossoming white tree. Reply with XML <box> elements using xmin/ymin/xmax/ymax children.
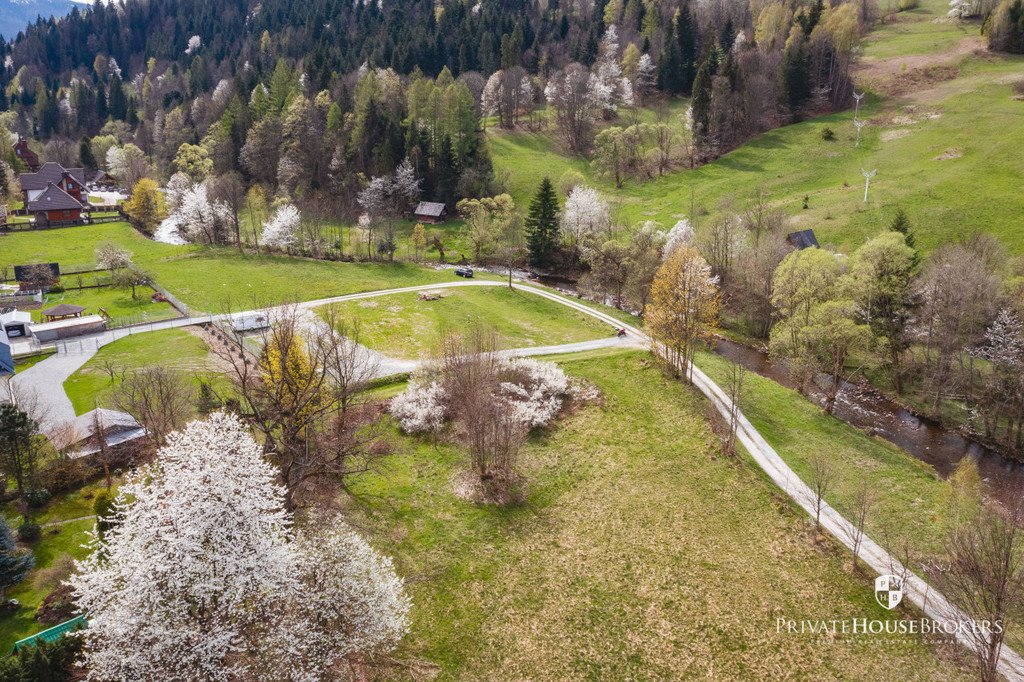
<box><xmin>71</xmin><ymin>412</ymin><xmax>411</xmax><ymax>681</ymax></box>
<box><xmin>261</xmin><ymin>203</ymin><xmax>300</xmax><ymax>249</ymax></box>
<box><xmin>172</xmin><ymin>183</ymin><xmax>233</xmax><ymax>244</ymax></box>
<box><xmin>663</xmin><ymin>218</ymin><xmax>695</xmax><ymax>257</ymax></box>
<box><xmin>70</xmin><ymin>412</ymin><xmax>296</xmax><ymax>681</ymax></box>
<box><xmin>590</xmin><ymin>25</ymin><xmax>634</xmax><ymax>117</ymax></box>
<box><xmin>560</xmin><ymin>185</ymin><xmax>612</xmax><ymax>254</ymax></box>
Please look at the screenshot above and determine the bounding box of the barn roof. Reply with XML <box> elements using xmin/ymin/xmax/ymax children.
<box><xmin>786</xmin><ymin>229</ymin><xmax>820</xmax><ymax>250</ymax></box>
<box><xmin>414</xmin><ymin>201</ymin><xmax>447</xmax><ymax>217</ymax></box>
<box><xmin>26</xmin><ymin>183</ymin><xmax>83</xmax><ymax>212</ymax></box>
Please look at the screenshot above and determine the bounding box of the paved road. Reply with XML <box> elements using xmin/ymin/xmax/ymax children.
<box><xmin>8</xmin><ymin>277</ymin><xmax>1020</xmax><ymax>678</ymax></box>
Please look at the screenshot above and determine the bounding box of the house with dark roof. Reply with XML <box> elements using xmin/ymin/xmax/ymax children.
<box><xmin>90</xmin><ymin>169</ymin><xmax>117</xmax><ymax>189</ymax></box>
<box><xmin>414</xmin><ymin>201</ymin><xmax>448</xmax><ymax>224</ymax></box>
<box><xmin>19</xmin><ymin>162</ymin><xmax>88</xmax><ymax>206</ymax></box>
<box><xmin>12</xmin><ymin>138</ymin><xmax>40</xmax><ymax>172</ymax></box>
<box><xmin>26</xmin><ymin>183</ymin><xmax>85</xmax><ymax>225</ymax></box>
<box><xmin>786</xmin><ymin>229</ymin><xmax>820</xmax><ymax>250</ymax></box>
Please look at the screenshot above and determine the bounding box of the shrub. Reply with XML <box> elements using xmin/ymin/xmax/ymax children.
<box><xmin>93</xmin><ymin>490</ymin><xmax>118</xmax><ymax>540</ymax></box>
<box><xmin>17</xmin><ymin>521</ymin><xmax>41</xmax><ymax>542</ymax></box>
<box><xmin>821</xmin><ymin>127</ymin><xmax>836</xmax><ymax>141</ymax></box>
<box><xmin>39</xmin><ymin>458</ymin><xmax>91</xmax><ymax>495</ymax></box>
<box><xmin>899</xmin><ymin>0</ymin><xmax>919</xmax><ymax>10</ymax></box>
<box><xmin>24</xmin><ymin>488</ymin><xmax>51</xmax><ymax>508</ymax></box>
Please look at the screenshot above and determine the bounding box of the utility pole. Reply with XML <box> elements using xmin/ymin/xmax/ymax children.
<box><xmin>861</xmin><ymin>168</ymin><xmax>877</xmax><ymax>203</ymax></box>
<box><xmin>854</xmin><ymin>118</ymin><xmax>866</xmax><ymax>147</ymax></box>
<box><xmin>853</xmin><ymin>90</ymin><xmax>864</xmax><ymax>118</ymax></box>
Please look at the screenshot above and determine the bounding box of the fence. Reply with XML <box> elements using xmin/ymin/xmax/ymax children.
<box><xmin>145</xmin><ymin>276</ymin><xmax>191</xmax><ymax>317</ymax></box>
<box><xmin>53</xmin><ymin>315</ymin><xmax>215</xmax><ymax>356</ymax></box>
<box><xmin>0</xmin><ymin>290</ymin><xmax>42</xmax><ymax>306</ymax></box>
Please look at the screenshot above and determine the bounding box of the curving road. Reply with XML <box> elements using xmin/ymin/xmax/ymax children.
<box><xmin>8</xmin><ymin>278</ymin><xmax>1021</xmax><ymax>678</ymax></box>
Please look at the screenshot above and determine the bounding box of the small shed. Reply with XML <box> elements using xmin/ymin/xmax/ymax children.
<box><xmin>414</xmin><ymin>201</ymin><xmax>448</xmax><ymax>224</ymax></box>
<box><xmin>42</xmin><ymin>303</ymin><xmax>86</xmax><ymax>321</ymax></box>
<box><xmin>1</xmin><ymin>310</ymin><xmax>33</xmax><ymax>338</ymax></box>
<box><xmin>66</xmin><ymin>408</ymin><xmax>147</xmax><ymax>459</ymax></box>
<box><xmin>786</xmin><ymin>229</ymin><xmax>820</xmax><ymax>250</ymax></box>
<box><xmin>30</xmin><ymin>315</ymin><xmax>106</xmax><ymax>342</ymax></box>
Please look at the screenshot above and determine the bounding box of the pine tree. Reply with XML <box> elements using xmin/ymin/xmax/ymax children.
<box><xmin>526</xmin><ymin>177</ymin><xmax>560</xmax><ymax>269</ymax></box>
<box><xmin>691</xmin><ymin>58</ymin><xmax>712</xmax><ymax>141</ymax></box>
<box><xmin>0</xmin><ymin>517</ymin><xmax>33</xmax><ymax>601</ymax></box>
<box><xmin>676</xmin><ymin>4</ymin><xmax>697</xmax><ymax>92</ymax></box>
<box><xmin>79</xmin><ymin>136</ymin><xmax>97</xmax><ymax>171</ymax></box>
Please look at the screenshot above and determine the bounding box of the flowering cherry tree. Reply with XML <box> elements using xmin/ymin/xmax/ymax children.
<box><xmin>560</xmin><ymin>185</ymin><xmax>612</xmax><ymax>253</ymax></box>
<box><xmin>71</xmin><ymin>412</ymin><xmax>411</xmax><ymax>681</ymax></box>
<box><xmin>261</xmin><ymin>203</ymin><xmax>300</xmax><ymax>249</ymax></box>
<box><xmin>663</xmin><ymin>218</ymin><xmax>695</xmax><ymax>257</ymax></box>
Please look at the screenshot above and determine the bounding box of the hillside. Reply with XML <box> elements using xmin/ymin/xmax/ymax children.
<box><xmin>489</xmin><ymin>0</ymin><xmax>1024</xmax><ymax>254</ymax></box>
<box><xmin>0</xmin><ymin>0</ymin><xmax>74</xmax><ymax>39</ymax></box>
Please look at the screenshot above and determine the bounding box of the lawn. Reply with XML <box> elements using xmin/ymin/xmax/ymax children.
<box><xmin>319</xmin><ymin>286</ymin><xmax>616</xmax><ymax>360</ymax></box>
<box><xmin>0</xmin><ymin>221</ymin><xmax>486</xmax><ymax>312</ymax></box>
<box><xmin>0</xmin><ymin>518</ymin><xmax>96</xmax><ymax>654</ymax></box>
<box><xmin>31</xmin><ymin>286</ymin><xmax>178</xmax><ymax>325</ymax></box>
<box><xmin>63</xmin><ymin>327</ymin><xmax>221</xmax><ymax>415</ymax></box>
<box><xmin>341</xmin><ymin>349</ymin><xmax>969</xmax><ymax>678</ymax></box>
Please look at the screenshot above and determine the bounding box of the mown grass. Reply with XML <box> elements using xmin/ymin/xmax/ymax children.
<box><xmin>31</xmin><ymin>286</ymin><xmax>177</xmax><ymax>324</ymax></box>
<box><xmin>861</xmin><ymin>0</ymin><xmax>976</xmax><ymax>60</ymax></box>
<box><xmin>342</xmin><ymin>350</ymin><xmax>968</xmax><ymax>678</ymax></box>
<box><xmin>62</xmin><ymin>327</ymin><xmax>221</xmax><ymax>415</ymax></box>
<box><xmin>320</xmin><ymin>286</ymin><xmax>615</xmax><ymax>360</ymax></box>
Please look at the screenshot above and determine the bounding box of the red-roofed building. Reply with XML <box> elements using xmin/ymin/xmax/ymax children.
<box><xmin>19</xmin><ymin>162</ymin><xmax>88</xmax><ymax>206</ymax></box>
<box><xmin>27</xmin><ymin>183</ymin><xmax>84</xmax><ymax>225</ymax></box>
<box><xmin>13</xmin><ymin>138</ymin><xmax>40</xmax><ymax>172</ymax></box>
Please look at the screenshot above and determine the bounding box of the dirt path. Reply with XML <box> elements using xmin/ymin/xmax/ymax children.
<box><xmin>854</xmin><ymin>35</ymin><xmax>986</xmax><ymax>98</ymax></box>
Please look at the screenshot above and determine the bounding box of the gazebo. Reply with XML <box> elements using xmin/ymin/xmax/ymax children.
<box><xmin>42</xmin><ymin>303</ymin><xmax>86</xmax><ymax>321</ymax></box>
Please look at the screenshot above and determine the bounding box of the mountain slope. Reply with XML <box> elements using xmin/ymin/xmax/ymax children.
<box><xmin>0</xmin><ymin>0</ymin><xmax>76</xmax><ymax>39</ymax></box>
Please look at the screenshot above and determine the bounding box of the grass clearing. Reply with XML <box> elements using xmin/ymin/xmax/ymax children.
<box><xmin>320</xmin><ymin>286</ymin><xmax>616</xmax><ymax>359</ymax></box>
<box><xmin>62</xmin><ymin>327</ymin><xmax>220</xmax><ymax>415</ymax></box>
<box><xmin>342</xmin><ymin>350</ymin><xmax>967</xmax><ymax>678</ymax></box>
<box><xmin>31</xmin><ymin>286</ymin><xmax>178</xmax><ymax>325</ymax></box>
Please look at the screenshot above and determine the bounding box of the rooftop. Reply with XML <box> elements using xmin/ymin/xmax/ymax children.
<box><xmin>26</xmin><ymin>183</ymin><xmax>85</xmax><ymax>212</ymax></box>
<box><xmin>414</xmin><ymin>201</ymin><xmax>447</xmax><ymax>217</ymax></box>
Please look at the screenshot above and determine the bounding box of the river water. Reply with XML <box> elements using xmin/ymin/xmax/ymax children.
<box><xmin>713</xmin><ymin>337</ymin><xmax>1024</xmax><ymax>508</ymax></box>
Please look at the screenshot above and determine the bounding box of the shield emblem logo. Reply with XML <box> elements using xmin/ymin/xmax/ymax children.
<box><xmin>875</xmin><ymin>574</ymin><xmax>904</xmax><ymax>610</ymax></box>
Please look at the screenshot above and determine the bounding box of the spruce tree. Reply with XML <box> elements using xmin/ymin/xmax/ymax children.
<box><xmin>676</xmin><ymin>4</ymin><xmax>697</xmax><ymax>93</ymax></box>
<box><xmin>691</xmin><ymin>58</ymin><xmax>712</xmax><ymax>141</ymax></box>
<box><xmin>526</xmin><ymin>177</ymin><xmax>560</xmax><ymax>269</ymax></box>
<box><xmin>79</xmin><ymin>136</ymin><xmax>97</xmax><ymax>171</ymax></box>
<box><xmin>0</xmin><ymin>517</ymin><xmax>33</xmax><ymax>602</ymax></box>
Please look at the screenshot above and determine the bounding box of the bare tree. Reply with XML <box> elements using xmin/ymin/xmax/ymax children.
<box><xmin>842</xmin><ymin>480</ymin><xmax>875</xmax><ymax>571</ymax></box>
<box><xmin>724</xmin><ymin>361</ymin><xmax>747</xmax><ymax>456</ymax></box>
<box><xmin>806</xmin><ymin>452</ymin><xmax>836</xmax><ymax>533</ymax></box>
<box><xmin>114</xmin><ymin>365</ymin><xmax>195</xmax><ymax>448</ymax></box>
<box><xmin>438</xmin><ymin>327</ymin><xmax>526</xmax><ymax>482</ymax></box>
<box><xmin>208</xmin><ymin>172</ymin><xmax>247</xmax><ymax>251</ymax></box>
<box><xmin>212</xmin><ymin>306</ymin><xmax>393</xmax><ymax>509</ymax></box>
<box><xmin>940</xmin><ymin>504</ymin><xmax>1024</xmax><ymax>682</ymax></box>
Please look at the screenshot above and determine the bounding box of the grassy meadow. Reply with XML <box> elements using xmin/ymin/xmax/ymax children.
<box><xmin>62</xmin><ymin>327</ymin><xmax>223</xmax><ymax>415</ymax></box>
<box><xmin>487</xmin><ymin>1</ymin><xmax>1024</xmax><ymax>255</ymax></box>
<box><xmin>319</xmin><ymin>286</ymin><xmax>616</xmax><ymax>359</ymax></box>
<box><xmin>30</xmin><ymin>286</ymin><xmax>178</xmax><ymax>325</ymax></box>
<box><xmin>343</xmin><ymin>349</ymin><xmax>968</xmax><ymax>678</ymax></box>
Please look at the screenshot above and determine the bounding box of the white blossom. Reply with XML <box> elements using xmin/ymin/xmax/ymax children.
<box><xmin>664</xmin><ymin>218</ymin><xmax>695</xmax><ymax>257</ymax></box>
<box><xmin>185</xmin><ymin>35</ymin><xmax>202</xmax><ymax>55</ymax></box>
<box><xmin>390</xmin><ymin>380</ymin><xmax>448</xmax><ymax>433</ymax></box>
<box><xmin>561</xmin><ymin>185</ymin><xmax>612</xmax><ymax>243</ymax></box>
<box><xmin>261</xmin><ymin>204</ymin><xmax>300</xmax><ymax>248</ymax></box>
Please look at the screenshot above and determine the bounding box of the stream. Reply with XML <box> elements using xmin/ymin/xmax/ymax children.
<box><xmin>715</xmin><ymin>337</ymin><xmax>1024</xmax><ymax>509</ymax></box>
<box><xmin>530</xmin><ymin>274</ymin><xmax>1024</xmax><ymax>507</ymax></box>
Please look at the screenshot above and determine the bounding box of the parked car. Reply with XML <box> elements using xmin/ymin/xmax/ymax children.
<box><xmin>454</xmin><ymin>267</ymin><xmax>474</xmax><ymax>278</ymax></box>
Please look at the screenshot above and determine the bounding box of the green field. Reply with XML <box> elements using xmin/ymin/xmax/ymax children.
<box><xmin>342</xmin><ymin>349</ymin><xmax>968</xmax><ymax>678</ymax></box>
<box><xmin>319</xmin><ymin>286</ymin><xmax>615</xmax><ymax>359</ymax></box>
<box><xmin>31</xmin><ymin>286</ymin><xmax>178</xmax><ymax>325</ymax></box>
<box><xmin>487</xmin><ymin>4</ymin><xmax>1024</xmax><ymax>255</ymax></box>
<box><xmin>0</xmin><ymin>222</ymin><xmax>485</xmax><ymax>312</ymax></box>
<box><xmin>63</xmin><ymin>328</ymin><xmax>220</xmax><ymax>415</ymax></box>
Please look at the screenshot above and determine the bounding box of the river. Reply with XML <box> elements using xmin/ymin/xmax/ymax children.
<box><xmin>713</xmin><ymin>337</ymin><xmax>1024</xmax><ymax>509</ymax></box>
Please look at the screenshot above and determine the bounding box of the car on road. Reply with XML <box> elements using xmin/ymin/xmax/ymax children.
<box><xmin>454</xmin><ymin>267</ymin><xmax>474</xmax><ymax>278</ymax></box>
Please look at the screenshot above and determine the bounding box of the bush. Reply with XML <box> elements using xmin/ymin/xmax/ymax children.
<box><xmin>17</xmin><ymin>521</ymin><xmax>42</xmax><ymax>542</ymax></box>
<box><xmin>93</xmin><ymin>490</ymin><xmax>118</xmax><ymax>540</ymax></box>
<box><xmin>821</xmin><ymin>127</ymin><xmax>836</xmax><ymax>141</ymax></box>
<box><xmin>39</xmin><ymin>458</ymin><xmax>91</xmax><ymax>495</ymax></box>
<box><xmin>898</xmin><ymin>0</ymin><xmax>919</xmax><ymax>10</ymax></box>
<box><xmin>0</xmin><ymin>634</ymin><xmax>83</xmax><ymax>680</ymax></box>
<box><xmin>24</xmin><ymin>488</ymin><xmax>51</xmax><ymax>508</ymax></box>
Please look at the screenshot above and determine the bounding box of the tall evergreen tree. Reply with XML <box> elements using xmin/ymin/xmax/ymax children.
<box><xmin>526</xmin><ymin>177</ymin><xmax>560</xmax><ymax>269</ymax></box>
<box><xmin>691</xmin><ymin>58</ymin><xmax>712</xmax><ymax>141</ymax></box>
<box><xmin>658</xmin><ymin>23</ymin><xmax>684</xmax><ymax>94</ymax></box>
<box><xmin>108</xmin><ymin>75</ymin><xmax>128</xmax><ymax>121</ymax></box>
<box><xmin>79</xmin><ymin>136</ymin><xmax>97</xmax><ymax>170</ymax></box>
<box><xmin>676</xmin><ymin>3</ymin><xmax>697</xmax><ymax>93</ymax></box>
<box><xmin>0</xmin><ymin>517</ymin><xmax>33</xmax><ymax>602</ymax></box>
